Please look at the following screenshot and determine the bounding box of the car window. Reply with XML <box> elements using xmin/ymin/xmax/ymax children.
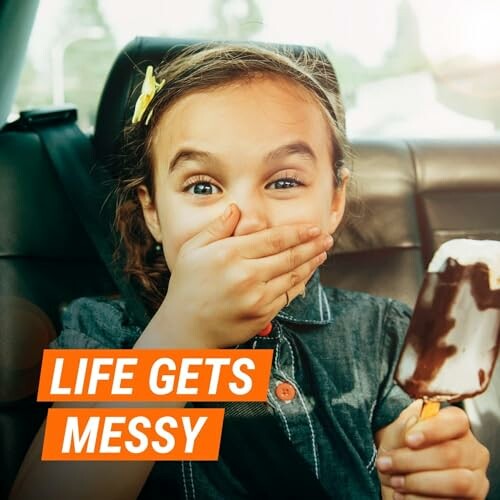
<box><xmin>11</xmin><ymin>0</ymin><xmax>500</xmax><ymax>138</ymax></box>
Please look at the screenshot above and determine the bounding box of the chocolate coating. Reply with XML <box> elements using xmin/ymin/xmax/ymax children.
<box><xmin>396</xmin><ymin>258</ymin><xmax>500</xmax><ymax>402</ymax></box>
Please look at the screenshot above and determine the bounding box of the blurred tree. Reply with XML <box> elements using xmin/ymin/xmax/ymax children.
<box><xmin>14</xmin><ymin>0</ymin><xmax>117</xmax><ymax>131</ymax></box>
<box><xmin>207</xmin><ymin>0</ymin><xmax>263</xmax><ymax>39</ymax></box>
<box><xmin>63</xmin><ymin>0</ymin><xmax>117</xmax><ymax>130</ymax></box>
<box><xmin>383</xmin><ymin>0</ymin><xmax>427</xmax><ymax>75</ymax></box>
<box><xmin>322</xmin><ymin>0</ymin><xmax>427</xmax><ymax>109</ymax></box>
<box><xmin>322</xmin><ymin>47</ymin><xmax>367</xmax><ymax>108</ymax></box>
<box><xmin>13</xmin><ymin>57</ymin><xmax>51</xmax><ymax>113</ymax></box>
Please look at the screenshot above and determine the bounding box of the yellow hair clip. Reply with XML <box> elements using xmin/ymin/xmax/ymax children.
<box><xmin>131</xmin><ymin>65</ymin><xmax>166</xmax><ymax>125</ymax></box>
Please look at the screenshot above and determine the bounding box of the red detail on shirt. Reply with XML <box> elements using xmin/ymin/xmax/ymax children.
<box><xmin>258</xmin><ymin>322</ymin><xmax>273</xmax><ymax>337</ymax></box>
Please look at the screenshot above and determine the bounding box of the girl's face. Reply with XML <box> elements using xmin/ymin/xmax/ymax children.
<box><xmin>139</xmin><ymin>76</ymin><xmax>348</xmax><ymax>272</ymax></box>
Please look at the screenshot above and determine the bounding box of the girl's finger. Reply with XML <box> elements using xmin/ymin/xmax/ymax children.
<box><xmin>377</xmin><ymin>437</ymin><xmax>488</xmax><ymax>474</ymax></box>
<box><xmin>183</xmin><ymin>203</ymin><xmax>240</xmax><ymax>250</ymax></box>
<box><xmin>404</xmin><ymin>406</ymin><xmax>470</xmax><ymax>449</ymax></box>
<box><xmin>263</xmin><ymin>254</ymin><xmax>327</xmax><ymax>304</ymax></box>
<box><xmin>255</xmin><ymin>234</ymin><xmax>332</xmax><ymax>282</ymax></box>
<box><xmin>389</xmin><ymin>468</ymin><xmax>489</xmax><ymax>499</ymax></box>
<box><xmin>232</xmin><ymin>223</ymin><xmax>326</xmax><ymax>259</ymax></box>
<box><xmin>266</xmin><ymin>272</ymin><xmax>317</xmax><ymax>315</ymax></box>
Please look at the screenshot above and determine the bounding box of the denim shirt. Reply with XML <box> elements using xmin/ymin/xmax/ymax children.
<box><xmin>52</xmin><ymin>269</ymin><xmax>414</xmax><ymax>499</ymax></box>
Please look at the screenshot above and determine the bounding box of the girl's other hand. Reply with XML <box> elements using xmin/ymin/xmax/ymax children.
<box><xmin>375</xmin><ymin>401</ymin><xmax>490</xmax><ymax>499</ymax></box>
<box><xmin>140</xmin><ymin>203</ymin><xmax>333</xmax><ymax>349</ymax></box>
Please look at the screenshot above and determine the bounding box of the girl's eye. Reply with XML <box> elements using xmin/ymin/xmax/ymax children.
<box><xmin>183</xmin><ymin>177</ymin><xmax>222</xmax><ymax>196</ymax></box>
<box><xmin>267</xmin><ymin>176</ymin><xmax>304</xmax><ymax>190</ymax></box>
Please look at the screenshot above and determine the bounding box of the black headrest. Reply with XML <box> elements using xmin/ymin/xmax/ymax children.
<box><xmin>94</xmin><ymin>37</ymin><xmax>199</xmax><ymax>165</ymax></box>
<box><xmin>94</xmin><ymin>37</ymin><xmax>330</xmax><ymax>170</ymax></box>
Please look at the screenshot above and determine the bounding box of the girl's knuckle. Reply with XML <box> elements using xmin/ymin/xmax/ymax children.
<box><xmin>481</xmin><ymin>444</ymin><xmax>490</xmax><ymax>468</ymax></box>
<box><xmin>220</xmin><ymin>246</ymin><xmax>237</xmax><ymax>262</ymax></box>
<box><xmin>289</xmin><ymin>271</ymin><xmax>300</xmax><ymax>288</ymax></box>
<box><xmin>259</xmin><ymin>304</ymin><xmax>273</xmax><ymax>318</ymax></box>
<box><xmin>246</xmin><ymin>306</ymin><xmax>260</xmax><ymax>319</ymax></box>
<box><xmin>453</xmin><ymin>469</ymin><xmax>474</xmax><ymax>496</ymax></box>
<box><xmin>443</xmin><ymin>442</ymin><xmax>461</xmax><ymax>467</ymax></box>
<box><xmin>287</xmin><ymin>247</ymin><xmax>298</xmax><ymax>269</ymax></box>
<box><xmin>235</xmin><ymin>267</ymin><xmax>254</xmax><ymax>287</ymax></box>
<box><xmin>245</xmin><ymin>286</ymin><xmax>267</xmax><ymax>309</ymax></box>
<box><xmin>205</xmin><ymin>225</ymin><xmax>220</xmax><ymax>239</ymax></box>
<box><xmin>268</xmin><ymin>233</ymin><xmax>286</xmax><ymax>253</ymax></box>
<box><xmin>391</xmin><ymin>453</ymin><xmax>409</xmax><ymax>472</ymax></box>
<box><xmin>226</xmin><ymin>268</ymin><xmax>247</xmax><ymax>292</ymax></box>
<box><xmin>480</xmin><ymin>477</ymin><xmax>490</xmax><ymax>499</ymax></box>
<box><xmin>247</xmin><ymin>290</ymin><xmax>265</xmax><ymax>311</ymax></box>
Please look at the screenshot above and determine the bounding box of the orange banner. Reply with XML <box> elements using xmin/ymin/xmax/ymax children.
<box><xmin>42</xmin><ymin>407</ymin><xmax>224</xmax><ymax>461</ymax></box>
<box><xmin>38</xmin><ymin>349</ymin><xmax>273</xmax><ymax>402</ymax></box>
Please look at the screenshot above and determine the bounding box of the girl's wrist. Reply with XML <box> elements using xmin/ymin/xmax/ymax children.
<box><xmin>134</xmin><ymin>301</ymin><xmax>214</xmax><ymax>350</ymax></box>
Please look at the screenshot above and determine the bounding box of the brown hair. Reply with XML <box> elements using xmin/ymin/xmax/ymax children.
<box><xmin>115</xmin><ymin>42</ymin><xmax>352</xmax><ymax>314</ymax></box>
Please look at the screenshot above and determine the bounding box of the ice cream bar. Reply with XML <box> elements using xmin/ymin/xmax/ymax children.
<box><xmin>396</xmin><ymin>239</ymin><xmax>500</xmax><ymax>403</ymax></box>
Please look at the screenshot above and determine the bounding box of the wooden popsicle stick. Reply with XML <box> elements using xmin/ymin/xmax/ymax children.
<box><xmin>419</xmin><ymin>400</ymin><xmax>440</xmax><ymax>420</ymax></box>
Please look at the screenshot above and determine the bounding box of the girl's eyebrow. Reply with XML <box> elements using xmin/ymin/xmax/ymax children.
<box><xmin>168</xmin><ymin>141</ymin><xmax>317</xmax><ymax>174</ymax></box>
<box><xmin>264</xmin><ymin>141</ymin><xmax>317</xmax><ymax>164</ymax></box>
<box><xmin>168</xmin><ymin>150</ymin><xmax>212</xmax><ymax>174</ymax></box>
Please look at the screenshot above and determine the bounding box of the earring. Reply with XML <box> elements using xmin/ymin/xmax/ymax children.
<box><xmin>155</xmin><ymin>243</ymin><xmax>162</xmax><ymax>254</ymax></box>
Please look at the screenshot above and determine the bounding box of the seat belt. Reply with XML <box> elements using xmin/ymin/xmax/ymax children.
<box><xmin>6</xmin><ymin>107</ymin><xmax>331</xmax><ymax>499</ymax></box>
<box><xmin>5</xmin><ymin>106</ymin><xmax>151</xmax><ymax>329</ymax></box>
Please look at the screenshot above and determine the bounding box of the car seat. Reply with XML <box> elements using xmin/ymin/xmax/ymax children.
<box><xmin>1</xmin><ymin>37</ymin><xmax>499</xmax><ymax>498</ymax></box>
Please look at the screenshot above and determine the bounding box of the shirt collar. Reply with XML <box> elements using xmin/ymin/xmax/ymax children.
<box><xmin>276</xmin><ymin>268</ymin><xmax>333</xmax><ymax>325</ymax></box>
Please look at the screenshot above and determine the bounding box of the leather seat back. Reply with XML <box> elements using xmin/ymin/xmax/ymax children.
<box><xmin>324</xmin><ymin>140</ymin><xmax>424</xmax><ymax>306</ymax></box>
<box><xmin>0</xmin><ymin>130</ymin><xmax>115</xmax><ymax>496</ymax></box>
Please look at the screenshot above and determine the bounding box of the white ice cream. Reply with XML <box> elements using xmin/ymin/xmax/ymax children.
<box><xmin>396</xmin><ymin>238</ymin><xmax>500</xmax><ymax>400</ymax></box>
<box><xmin>425</xmin><ymin>278</ymin><xmax>499</xmax><ymax>398</ymax></box>
<box><xmin>428</xmin><ymin>239</ymin><xmax>500</xmax><ymax>291</ymax></box>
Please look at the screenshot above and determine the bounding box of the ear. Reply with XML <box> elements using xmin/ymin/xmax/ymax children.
<box><xmin>328</xmin><ymin>169</ymin><xmax>350</xmax><ymax>234</ymax></box>
<box><xmin>137</xmin><ymin>185</ymin><xmax>162</xmax><ymax>242</ymax></box>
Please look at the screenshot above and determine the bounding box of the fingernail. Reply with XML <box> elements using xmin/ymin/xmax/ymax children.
<box><xmin>308</xmin><ymin>226</ymin><xmax>321</xmax><ymax>237</ymax></box>
<box><xmin>390</xmin><ymin>476</ymin><xmax>405</xmax><ymax>489</ymax></box>
<box><xmin>393</xmin><ymin>492</ymin><xmax>404</xmax><ymax>500</ymax></box>
<box><xmin>406</xmin><ymin>431</ymin><xmax>424</xmax><ymax>446</ymax></box>
<box><xmin>376</xmin><ymin>455</ymin><xmax>392</xmax><ymax>472</ymax></box>
<box><xmin>222</xmin><ymin>204</ymin><xmax>233</xmax><ymax>221</ymax></box>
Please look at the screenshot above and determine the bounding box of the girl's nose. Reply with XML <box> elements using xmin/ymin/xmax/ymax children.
<box><xmin>231</xmin><ymin>199</ymin><xmax>269</xmax><ymax>237</ymax></box>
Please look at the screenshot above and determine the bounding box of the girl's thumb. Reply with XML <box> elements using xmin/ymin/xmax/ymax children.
<box><xmin>185</xmin><ymin>204</ymin><xmax>239</xmax><ymax>250</ymax></box>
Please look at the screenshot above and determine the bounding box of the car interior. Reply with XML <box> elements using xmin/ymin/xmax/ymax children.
<box><xmin>1</xmin><ymin>2</ymin><xmax>499</xmax><ymax>499</ymax></box>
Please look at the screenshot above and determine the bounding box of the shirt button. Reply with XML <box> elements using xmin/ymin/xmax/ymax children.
<box><xmin>258</xmin><ymin>322</ymin><xmax>273</xmax><ymax>337</ymax></box>
<box><xmin>275</xmin><ymin>382</ymin><xmax>296</xmax><ymax>402</ymax></box>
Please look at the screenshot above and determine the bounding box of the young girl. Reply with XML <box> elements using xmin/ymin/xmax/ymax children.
<box><xmin>12</xmin><ymin>44</ymin><xmax>489</xmax><ymax>499</ymax></box>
